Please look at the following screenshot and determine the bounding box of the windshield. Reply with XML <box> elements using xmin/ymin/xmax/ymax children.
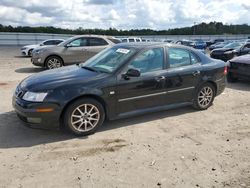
<box><xmin>80</xmin><ymin>47</ymin><xmax>137</xmax><ymax>73</ymax></box>
<box><xmin>223</xmin><ymin>42</ymin><xmax>242</xmax><ymax>49</ymax></box>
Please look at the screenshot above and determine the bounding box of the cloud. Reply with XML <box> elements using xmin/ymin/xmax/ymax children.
<box><xmin>0</xmin><ymin>0</ymin><xmax>249</xmax><ymax>29</ymax></box>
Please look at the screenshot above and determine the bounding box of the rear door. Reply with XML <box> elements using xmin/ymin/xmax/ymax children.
<box><xmin>84</xmin><ymin>37</ymin><xmax>110</xmax><ymax>61</ymax></box>
<box><xmin>116</xmin><ymin>47</ymin><xmax>167</xmax><ymax>115</ymax></box>
<box><xmin>163</xmin><ymin>47</ymin><xmax>202</xmax><ymax>104</ymax></box>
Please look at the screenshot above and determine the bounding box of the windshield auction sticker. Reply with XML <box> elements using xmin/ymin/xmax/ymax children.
<box><xmin>116</xmin><ymin>48</ymin><xmax>130</xmax><ymax>54</ymax></box>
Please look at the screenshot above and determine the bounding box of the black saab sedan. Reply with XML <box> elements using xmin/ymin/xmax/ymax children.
<box><xmin>210</xmin><ymin>42</ymin><xmax>250</xmax><ymax>62</ymax></box>
<box><xmin>227</xmin><ymin>54</ymin><xmax>250</xmax><ymax>82</ymax></box>
<box><xmin>13</xmin><ymin>43</ymin><xmax>226</xmax><ymax>136</ymax></box>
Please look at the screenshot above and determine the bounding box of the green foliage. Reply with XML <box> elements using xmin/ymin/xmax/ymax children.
<box><xmin>0</xmin><ymin>22</ymin><xmax>250</xmax><ymax>35</ymax></box>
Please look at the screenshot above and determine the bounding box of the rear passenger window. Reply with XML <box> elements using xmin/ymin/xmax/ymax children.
<box><xmin>168</xmin><ymin>48</ymin><xmax>199</xmax><ymax>68</ymax></box>
<box><xmin>88</xmin><ymin>38</ymin><xmax>108</xmax><ymax>46</ymax></box>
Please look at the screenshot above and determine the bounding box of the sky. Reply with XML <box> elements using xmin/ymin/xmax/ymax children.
<box><xmin>0</xmin><ymin>0</ymin><xmax>250</xmax><ymax>30</ymax></box>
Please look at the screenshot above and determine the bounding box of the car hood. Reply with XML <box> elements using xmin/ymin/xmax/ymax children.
<box><xmin>230</xmin><ymin>54</ymin><xmax>250</xmax><ymax>65</ymax></box>
<box><xmin>20</xmin><ymin>65</ymin><xmax>107</xmax><ymax>91</ymax></box>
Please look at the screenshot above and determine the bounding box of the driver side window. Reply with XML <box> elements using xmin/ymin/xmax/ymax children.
<box><xmin>127</xmin><ymin>48</ymin><xmax>164</xmax><ymax>74</ymax></box>
<box><xmin>69</xmin><ymin>38</ymin><xmax>88</xmax><ymax>47</ymax></box>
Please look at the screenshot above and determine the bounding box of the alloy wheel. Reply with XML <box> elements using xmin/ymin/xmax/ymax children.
<box><xmin>70</xmin><ymin>104</ymin><xmax>100</xmax><ymax>132</ymax></box>
<box><xmin>47</xmin><ymin>58</ymin><xmax>62</xmax><ymax>69</ymax></box>
<box><xmin>198</xmin><ymin>86</ymin><xmax>213</xmax><ymax>108</ymax></box>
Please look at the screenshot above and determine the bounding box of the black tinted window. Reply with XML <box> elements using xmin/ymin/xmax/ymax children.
<box><xmin>88</xmin><ymin>38</ymin><xmax>108</xmax><ymax>46</ymax></box>
<box><xmin>43</xmin><ymin>40</ymin><xmax>55</xmax><ymax>45</ymax></box>
<box><xmin>54</xmin><ymin>40</ymin><xmax>63</xmax><ymax>45</ymax></box>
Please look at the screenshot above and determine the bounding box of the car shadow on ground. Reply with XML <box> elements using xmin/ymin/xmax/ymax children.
<box><xmin>226</xmin><ymin>81</ymin><xmax>250</xmax><ymax>91</ymax></box>
<box><xmin>15</xmin><ymin>67</ymin><xmax>45</xmax><ymax>73</ymax></box>
<box><xmin>0</xmin><ymin>107</ymin><xmax>195</xmax><ymax>149</ymax></box>
<box><xmin>14</xmin><ymin>56</ymin><xmax>31</xmax><ymax>58</ymax></box>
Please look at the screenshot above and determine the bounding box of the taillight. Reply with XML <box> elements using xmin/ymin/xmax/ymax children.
<box><xmin>223</xmin><ymin>66</ymin><xmax>228</xmax><ymax>75</ymax></box>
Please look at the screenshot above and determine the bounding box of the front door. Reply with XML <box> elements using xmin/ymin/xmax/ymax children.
<box><xmin>62</xmin><ymin>37</ymin><xmax>88</xmax><ymax>64</ymax></box>
<box><xmin>116</xmin><ymin>47</ymin><xmax>167</xmax><ymax>115</ymax></box>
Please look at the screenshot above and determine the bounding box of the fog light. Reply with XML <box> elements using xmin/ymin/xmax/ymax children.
<box><xmin>38</xmin><ymin>58</ymin><xmax>41</xmax><ymax>63</ymax></box>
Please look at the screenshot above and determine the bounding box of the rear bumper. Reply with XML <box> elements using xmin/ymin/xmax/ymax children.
<box><xmin>12</xmin><ymin>96</ymin><xmax>61</xmax><ymax>127</ymax></box>
<box><xmin>215</xmin><ymin>77</ymin><xmax>226</xmax><ymax>96</ymax></box>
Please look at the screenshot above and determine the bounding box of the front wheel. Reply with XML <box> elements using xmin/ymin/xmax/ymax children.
<box><xmin>28</xmin><ymin>49</ymin><xmax>33</xmax><ymax>56</ymax></box>
<box><xmin>63</xmin><ymin>98</ymin><xmax>105</xmax><ymax>136</ymax></box>
<box><xmin>193</xmin><ymin>83</ymin><xmax>215</xmax><ymax>110</ymax></box>
<box><xmin>45</xmin><ymin>56</ymin><xmax>63</xmax><ymax>69</ymax></box>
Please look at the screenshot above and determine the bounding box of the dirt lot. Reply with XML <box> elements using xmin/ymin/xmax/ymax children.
<box><xmin>0</xmin><ymin>46</ymin><xmax>250</xmax><ymax>188</ymax></box>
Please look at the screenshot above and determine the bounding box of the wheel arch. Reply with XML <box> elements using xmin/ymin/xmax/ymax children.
<box><xmin>197</xmin><ymin>80</ymin><xmax>218</xmax><ymax>95</ymax></box>
<box><xmin>59</xmin><ymin>94</ymin><xmax>108</xmax><ymax>126</ymax></box>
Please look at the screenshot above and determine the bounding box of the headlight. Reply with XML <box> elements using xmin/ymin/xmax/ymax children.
<box><xmin>34</xmin><ymin>49</ymin><xmax>45</xmax><ymax>54</ymax></box>
<box><xmin>22</xmin><ymin>92</ymin><xmax>48</xmax><ymax>102</ymax></box>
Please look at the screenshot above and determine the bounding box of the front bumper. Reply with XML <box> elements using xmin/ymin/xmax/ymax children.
<box><xmin>31</xmin><ymin>57</ymin><xmax>44</xmax><ymax>67</ymax></box>
<box><xmin>12</xmin><ymin>95</ymin><xmax>61</xmax><ymax>127</ymax></box>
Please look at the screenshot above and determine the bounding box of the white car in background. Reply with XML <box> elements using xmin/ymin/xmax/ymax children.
<box><xmin>20</xmin><ymin>39</ymin><xmax>64</xmax><ymax>56</ymax></box>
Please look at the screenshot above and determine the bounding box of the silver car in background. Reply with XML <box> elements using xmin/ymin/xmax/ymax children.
<box><xmin>31</xmin><ymin>35</ymin><xmax>121</xmax><ymax>69</ymax></box>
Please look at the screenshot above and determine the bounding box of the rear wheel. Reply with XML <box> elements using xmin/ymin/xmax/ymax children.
<box><xmin>193</xmin><ymin>83</ymin><xmax>215</xmax><ymax>110</ymax></box>
<box><xmin>63</xmin><ymin>98</ymin><xmax>105</xmax><ymax>136</ymax></box>
<box><xmin>45</xmin><ymin>56</ymin><xmax>63</xmax><ymax>69</ymax></box>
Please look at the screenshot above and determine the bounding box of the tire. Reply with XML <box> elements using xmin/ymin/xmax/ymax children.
<box><xmin>193</xmin><ymin>83</ymin><xmax>215</xmax><ymax>110</ymax></box>
<box><xmin>45</xmin><ymin>56</ymin><xmax>63</xmax><ymax>69</ymax></box>
<box><xmin>227</xmin><ymin>72</ymin><xmax>238</xmax><ymax>83</ymax></box>
<box><xmin>28</xmin><ymin>49</ymin><xmax>33</xmax><ymax>56</ymax></box>
<box><xmin>63</xmin><ymin>98</ymin><xmax>105</xmax><ymax>136</ymax></box>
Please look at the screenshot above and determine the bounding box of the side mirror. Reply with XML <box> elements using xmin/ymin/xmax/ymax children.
<box><xmin>123</xmin><ymin>68</ymin><xmax>140</xmax><ymax>79</ymax></box>
<box><xmin>40</xmin><ymin>43</ymin><xmax>44</xmax><ymax>46</ymax></box>
<box><xmin>65</xmin><ymin>43</ymin><xmax>72</xmax><ymax>48</ymax></box>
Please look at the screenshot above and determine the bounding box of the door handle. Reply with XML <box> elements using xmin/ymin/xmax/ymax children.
<box><xmin>82</xmin><ymin>48</ymin><xmax>88</xmax><ymax>51</ymax></box>
<box><xmin>192</xmin><ymin>70</ymin><xmax>200</xmax><ymax>76</ymax></box>
<box><xmin>155</xmin><ymin>76</ymin><xmax>166</xmax><ymax>82</ymax></box>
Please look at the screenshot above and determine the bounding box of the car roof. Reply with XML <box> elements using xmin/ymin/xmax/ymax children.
<box><xmin>114</xmin><ymin>42</ymin><xmax>195</xmax><ymax>50</ymax></box>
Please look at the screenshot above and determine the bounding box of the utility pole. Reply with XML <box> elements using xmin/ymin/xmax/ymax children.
<box><xmin>193</xmin><ymin>22</ymin><xmax>197</xmax><ymax>35</ymax></box>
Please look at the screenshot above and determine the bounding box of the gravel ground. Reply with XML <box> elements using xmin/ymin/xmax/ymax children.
<box><xmin>0</xmin><ymin>46</ymin><xmax>250</xmax><ymax>188</ymax></box>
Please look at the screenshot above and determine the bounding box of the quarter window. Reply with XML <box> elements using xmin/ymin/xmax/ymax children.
<box><xmin>88</xmin><ymin>38</ymin><xmax>108</xmax><ymax>46</ymax></box>
<box><xmin>127</xmin><ymin>48</ymin><xmax>164</xmax><ymax>74</ymax></box>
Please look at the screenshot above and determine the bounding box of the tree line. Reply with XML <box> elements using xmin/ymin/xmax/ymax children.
<box><xmin>0</xmin><ymin>22</ymin><xmax>250</xmax><ymax>35</ymax></box>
